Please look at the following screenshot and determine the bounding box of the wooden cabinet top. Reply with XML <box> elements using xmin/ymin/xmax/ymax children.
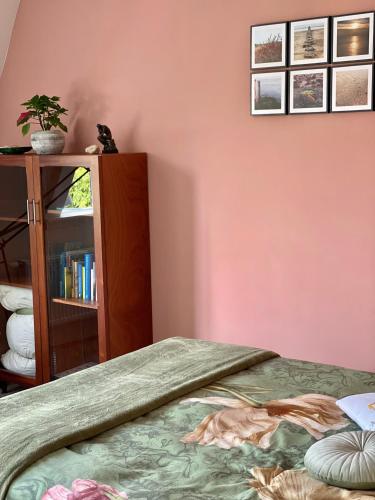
<box><xmin>0</xmin><ymin>152</ymin><xmax>147</xmax><ymax>166</ymax></box>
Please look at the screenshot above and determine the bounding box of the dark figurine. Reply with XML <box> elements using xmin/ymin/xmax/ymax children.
<box><xmin>97</xmin><ymin>124</ymin><xmax>119</xmax><ymax>154</ymax></box>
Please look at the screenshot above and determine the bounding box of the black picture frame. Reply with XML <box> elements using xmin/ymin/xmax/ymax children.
<box><xmin>289</xmin><ymin>16</ymin><xmax>330</xmax><ymax>66</ymax></box>
<box><xmin>332</xmin><ymin>11</ymin><xmax>375</xmax><ymax>63</ymax></box>
<box><xmin>250</xmin><ymin>71</ymin><xmax>288</xmax><ymax>116</ymax></box>
<box><xmin>250</xmin><ymin>22</ymin><xmax>288</xmax><ymax>69</ymax></box>
<box><xmin>289</xmin><ymin>67</ymin><xmax>329</xmax><ymax>114</ymax></box>
<box><xmin>330</xmin><ymin>64</ymin><xmax>374</xmax><ymax>113</ymax></box>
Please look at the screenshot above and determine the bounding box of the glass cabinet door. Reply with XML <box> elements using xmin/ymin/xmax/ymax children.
<box><xmin>0</xmin><ymin>165</ymin><xmax>37</xmax><ymax>381</ymax></box>
<box><xmin>40</xmin><ymin>165</ymin><xmax>99</xmax><ymax>378</ymax></box>
<box><xmin>0</xmin><ymin>166</ymin><xmax>32</xmax><ymax>286</ymax></box>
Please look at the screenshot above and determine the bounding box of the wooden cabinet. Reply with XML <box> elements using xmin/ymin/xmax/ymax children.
<box><xmin>0</xmin><ymin>153</ymin><xmax>152</xmax><ymax>387</ymax></box>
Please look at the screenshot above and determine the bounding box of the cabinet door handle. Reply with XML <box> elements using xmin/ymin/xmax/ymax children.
<box><xmin>32</xmin><ymin>200</ymin><xmax>41</xmax><ymax>224</ymax></box>
<box><xmin>26</xmin><ymin>200</ymin><xmax>35</xmax><ymax>224</ymax></box>
<box><xmin>32</xmin><ymin>200</ymin><xmax>37</xmax><ymax>224</ymax></box>
<box><xmin>26</xmin><ymin>200</ymin><xmax>30</xmax><ymax>225</ymax></box>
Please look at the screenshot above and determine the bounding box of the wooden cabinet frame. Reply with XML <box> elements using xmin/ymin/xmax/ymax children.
<box><xmin>0</xmin><ymin>153</ymin><xmax>152</xmax><ymax>387</ymax></box>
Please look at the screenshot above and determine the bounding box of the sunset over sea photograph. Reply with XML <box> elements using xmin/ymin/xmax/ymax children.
<box><xmin>337</xmin><ymin>17</ymin><xmax>370</xmax><ymax>57</ymax></box>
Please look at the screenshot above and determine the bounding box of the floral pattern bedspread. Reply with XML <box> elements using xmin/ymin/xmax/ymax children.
<box><xmin>7</xmin><ymin>357</ymin><xmax>375</xmax><ymax>500</ymax></box>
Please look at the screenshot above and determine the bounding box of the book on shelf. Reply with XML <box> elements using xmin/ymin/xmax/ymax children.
<box><xmin>82</xmin><ymin>267</ymin><xmax>86</xmax><ymax>300</ymax></box>
<box><xmin>60</xmin><ymin>248</ymin><xmax>96</xmax><ymax>302</ymax></box>
<box><xmin>91</xmin><ymin>262</ymin><xmax>96</xmax><ymax>302</ymax></box>
<box><xmin>64</xmin><ymin>268</ymin><xmax>72</xmax><ymax>299</ymax></box>
<box><xmin>84</xmin><ymin>253</ymin><xmax>94</xmax><ymax>300</ymax></box>
<box><xmin>77</xmin><ymin>262</ymin><xmax>83</xmax><ymax>299</ymax></box>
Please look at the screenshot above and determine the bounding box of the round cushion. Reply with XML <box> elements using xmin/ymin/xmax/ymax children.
<box><xmin>305</xmin><ymin>431</ymin><xmax>375</xmax><ymax>490</ymax></box>
<box><xmin>0</xmin><ymin>285</ymin><xmax>33</xmax><ymax>312</ymax></box>
<box><xmin>1</xmin><ymin>349</ymin><xmax>35</xmax><ymax>377</ymax></box>
<box><xmin>6</xmin><ymin>311</ymin><xmax>35</xmax><ymax>359</ymax></box>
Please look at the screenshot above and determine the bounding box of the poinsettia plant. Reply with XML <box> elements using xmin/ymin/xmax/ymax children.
<box><xmin>17</xmin><ymin>95</ymin><xmax>68</xmax><ymax>136</ymax></box>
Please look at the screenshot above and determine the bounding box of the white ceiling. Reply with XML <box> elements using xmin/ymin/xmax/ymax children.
<box><xmin>0</xmin><ymin>0</ymin><xmax>20</xmax><ymax>77</ymax></box>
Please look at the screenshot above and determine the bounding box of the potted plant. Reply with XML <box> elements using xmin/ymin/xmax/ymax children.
<box><xmin>17</xmin><ymin>95</ymin><xmax>68</xmax><ymax>154</ymax></box>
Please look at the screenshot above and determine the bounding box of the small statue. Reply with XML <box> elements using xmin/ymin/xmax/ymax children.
<box><xmin>96</xmin><ymin>124</ymin><xmax>118</xmax><ymax>154</ymax></box>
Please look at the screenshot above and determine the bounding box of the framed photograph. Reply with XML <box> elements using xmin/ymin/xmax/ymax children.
<box><xmin>251</xmin><ymin>71</ymin><xmax>287</xmax><ymax>115</ymax></box>
<box><xmin>332</xmin><ymin>12</ymin><xmax>374</xmax><ymax>63</ymax></box>
<box><xmin>289</xmin><ymin>17</ymin><xmax>329</xmax><ymax>65</ymax></box>
<box><xmin>251</xmin><ymin>22</ymin><xmax>287</xmax><ymax>69</ymax></box>
<box><xmin>289</xmin><ymin>68</ymin><xmax>328</xmax><ymax>114</ymax></box>
<box><xmin>331</xmin><ymin>64</ymin><xmax>373</xmax><ymax>112</ymax></box>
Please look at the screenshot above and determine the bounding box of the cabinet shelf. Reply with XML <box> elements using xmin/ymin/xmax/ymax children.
<box><xmin>52</xmin><ymin>297</ymin><xmax>98</xmax><ymax>310</ymax></box>
<box><xmin>46</xmin><ymin>208</ymin><xmax>93</xmax><ymax>220</ymax></box>
<box><xmin>0</xmin><ymin>216</ymin><xmax>28</xmax><ymax>223</ymax></box>
<box><xmin>0</xmin><ymin>279</ymin><xmax>32</xmax><ymax>289</ymax></box>
<box><xmin>0</xmin><ymin>368</ymin><xmax>37</xmax><ymax>387</ymax></box>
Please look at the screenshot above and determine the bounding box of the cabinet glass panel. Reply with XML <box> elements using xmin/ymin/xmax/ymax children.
<box><xmin>0</xmin><ymin>166</ymin><xmax>35</xmax><ymax>378</ymax></box>
<box><xmin>41</xmin><ymin>166</ymin><xmax>99</xmax><ymax>378</ymax></box>
<box><xmin>0</xmin><ymin>167</ymin><xmax>32</xmax><ymax>286</ymax></box>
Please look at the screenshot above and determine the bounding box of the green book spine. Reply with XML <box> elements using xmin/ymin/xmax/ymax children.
<box><xmin>64</xmin><ymin>267</ymin><xmax>72</xmax><ymax>299</ymax></box>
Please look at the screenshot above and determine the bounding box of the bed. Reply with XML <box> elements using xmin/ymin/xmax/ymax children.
<box><xmin>1</xmin><ymin>337</ymin><xmax>374</xmax><ymax>499</ymax></box>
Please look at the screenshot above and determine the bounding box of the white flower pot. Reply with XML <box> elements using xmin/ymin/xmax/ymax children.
<box><xmin>31</xmin><ymin>130</ymin><xmax>65</xmax><ymax>154</ymax></box>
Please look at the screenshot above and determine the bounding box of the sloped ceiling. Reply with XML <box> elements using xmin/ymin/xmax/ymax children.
<box><xmin>0</xmin><ymin>0</ymin><xmax>20</xmax><ymax>77</ymax></box>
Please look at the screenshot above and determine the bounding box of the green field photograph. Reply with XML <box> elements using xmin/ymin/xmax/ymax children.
<box><xmin>251</xmin><ymin>23</ymin><xmax>286</xmax><ymax>68</ymax></box>
<box><xmin>252</xmin><ymin>72</ymin><xmax>286</xmax><ymax>115</ymax></box>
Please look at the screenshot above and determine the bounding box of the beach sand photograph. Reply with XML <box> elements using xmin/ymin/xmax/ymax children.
<box><xmin>333</xmin><ymin>66</ymin><xmax>372</xmax><ymax>110</ymax></box>
<box><xmin>292</xmin><ymin>19</ymin><xmax>327</xmax><ymax>63</ymax></box>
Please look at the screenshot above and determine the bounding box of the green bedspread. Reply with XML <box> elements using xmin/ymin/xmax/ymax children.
<box><xmin>0</xmin><ymin>337</ymin><xmax>277</xmax><ymax>498</ymax></box>
<box><xmin>2</xmin><ymin>338</ymin><xmax>375</xmax><ymax>499</ymax></box>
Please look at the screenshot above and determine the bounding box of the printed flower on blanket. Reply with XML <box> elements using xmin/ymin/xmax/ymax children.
<box><xmin>42</xmin><ymin>479</ymin><xmax>128</xmax><ymax>500</ymax></box>
<box><xmin>181</xmin><ymin>392</ymin><xmax>348</xmax><ymax>449</ymax></box>
<box><xmin>249</xmin><ymin>467</ymin><xmax>375</xmax><ymax>499</ymax></box>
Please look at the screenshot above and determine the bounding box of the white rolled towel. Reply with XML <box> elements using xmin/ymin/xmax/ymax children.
<box><xmin>1</xmin><ymin>349</ymin><xmax>35</xmax><ymax>377</ymax></box>
<box><xmin>0</xmin><ymin>285</ymin><xmax>33</xmax><ymax>312</ymax></box>
<box><xmin>6</xmin><ymin>311</ymin><xmax>35</xmax><ymax>359</ymax></box>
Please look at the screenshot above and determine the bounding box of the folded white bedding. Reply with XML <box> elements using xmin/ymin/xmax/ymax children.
<box><xmin>1</xmin><ymin>349</ymin><xmax>35</xmax><ymax>377</ymax></box>
<box><xmin>0</xmin><ymin>285</ymin><xmax>33</xmax><ymax>312</ymax></box>
<box><xmin>336</xmin><ymin>393</ymin><xmax>375</xmax><ymax>431</ymax></box>
<box><xmin>6</xmin><ymin>312</ymin><xmax>35</xmax><ymax>359</ymax></box>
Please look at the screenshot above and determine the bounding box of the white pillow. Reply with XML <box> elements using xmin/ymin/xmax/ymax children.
<box><xmin>336</xmin><ymin>393</ymin><xmax>375</xmax><ymax>431</ymax></box>
<box><xmin>0</xmin><ymin>285</ymin><xmax>33</xmax><ymax>312</ymax></box>
<box><xmin>6</xmin><ymin>312</ymin><xmax>35</xmax><ymax>359</ymax></box>
<box><xmin>1</xmin><ymin>349</ymin><xmax>35</xmax><ymax>377</ymax></box>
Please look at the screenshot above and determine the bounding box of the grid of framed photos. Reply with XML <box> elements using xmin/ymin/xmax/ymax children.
<box><xmin>250</xmin><ymin>11</ymin><xmax>375</xmax><ymax>115</ymax></box>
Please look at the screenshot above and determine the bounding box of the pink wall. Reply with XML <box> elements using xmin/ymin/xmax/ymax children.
<box><xmin>0</xmin><ymin>0</ymin><xmax>374</xmax><ymax>372</ymax></box>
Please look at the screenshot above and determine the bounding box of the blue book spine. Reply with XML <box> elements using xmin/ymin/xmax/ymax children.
<box><xmin>84</xmin><ymin>253</ymin><xmax>94</xmax><ymax>300</ymax></box>
<box><xmin>59</xmin><ymin>252</ymin><xmax>66</xmax><ymax>298</ymax></box>
<box><xmin>77</xmin><ymin>262</ymin><xmax>83</xmax><ymax>299</ymax></box>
